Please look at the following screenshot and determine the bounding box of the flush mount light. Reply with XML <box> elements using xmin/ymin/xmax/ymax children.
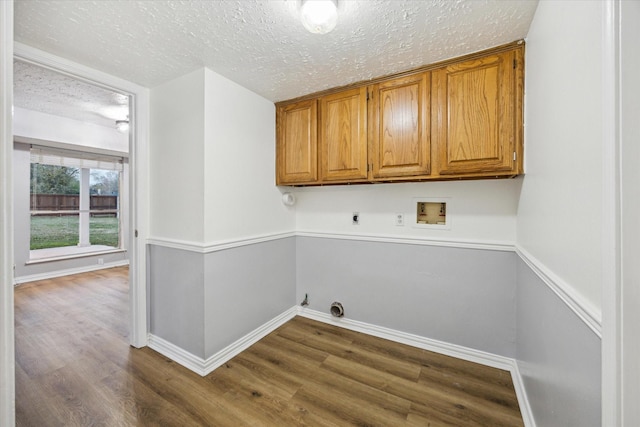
<box><xmin>115</xmin><ymin>119</ymin><xmax>129</xmax><ymax>133</ymax></box>
<box><xmin>301</xmin><ymin>0</ymin><xmax>338</xmax><ymax>34</ymax></box>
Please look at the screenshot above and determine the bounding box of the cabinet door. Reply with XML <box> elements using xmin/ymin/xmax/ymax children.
<box><xmin>319</xmin><ymin>87</ymin><xmax>368</xmax><ymax>181</ymax></box>
<box><xmin>276</xmin><ymin>99</ymin><xmax>317</xmax><ymax>185</ymax></box>
<box><xmin>369</xmin><ymin>72</ymin><xmax>431</xmax><ymax>179</ymax></box>
<box><xmin>433</xmin><ymin>50</ymin><xmax>518</xmax><ymax>175</ymax></box>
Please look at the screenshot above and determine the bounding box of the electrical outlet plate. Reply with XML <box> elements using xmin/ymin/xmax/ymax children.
<box><xmin>395</xmin><ymin>213</ymin><xmax>404</xmax><ymax>226</ymax></box>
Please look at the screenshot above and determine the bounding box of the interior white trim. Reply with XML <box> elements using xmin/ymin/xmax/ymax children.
<box><xmin>296</xmin><ymin>231</ymin><xmax>515</xmax><ymax>251</ymax></box>
<box><xmin>147</xmin><ymin>307</ymin><xmax>298</xmax><ymax>376</ymax></box>
<box><xmin>147</xmin><ymin>232</ymin><xmax>296</xmax><ymax>253</ymax></box>
<box><xmin>145</xmin><ymin>237</ymin><xmax>205</xmax><ymax>253</ymax></box>
<box><xmin>148</xmin><ymin>305</ymin><xmax>535</xmax><ymax>426</ymax></box>
<box><xmin>0</xmin><ymin>3</ymin><xmax>14</xmax><ymax>426</ymax></box>
<box><xmin>600</xmin><ymin>0</ymin><xmax>622</xmax><ymax>425</ymax></box>
<box><xmin>14</xmin><ymin>42</ymin><xmax>151</xmax><ymax>349</ymax></box>
<box><xmin>515</xmin><ymin>246</ymin><xmax>602</xmax><ymax>337</ymax></box>
<box><xmin>148</xmin><ymin>233</ymin><xmax>601</xmax><ymax>340</ymax></box>
<box><xmin>201</xmin><ymin>307</ymin><xmax>298</xmax><ymax>375</ymax></box>
<box><xmin>14</xmin><ymin>42</ymin><xmax>144</xmax><ymax>100</ymax></box>
<box><xmin>512</xmin><ymin>361</ymin><xmax>536</xmax><ymax>427</ymax></box>
<box><xmin>147</xmin><ymin>334</ymin><xmax>207</xmax><ymax>376</ymax></box>
<box><xmin>298</xmin><ymin>307</ymin><xmax>514</xmax><ymax>370</ymax></box>
<box><xmin>298</xmin><ymin>307</ymin><xmax>535</xmax><ymax>426</ymax></box>
<box><xmin>26</xmin><ymin>248</ymin><xmax>126</xmax><ymax>265</ymax></box>
<box><xmin>13</xmin><ymin>260</ymin><xmax>129</xmax><ymax>286</ymax></box>
<box><xmin>128</xmin><ymin>84</ymin><xmax>150</xmax><ymax>349</ymax></box>
<box><xmin>148</xmin><ymin>231</ymin><xmax>514</xmax><ymax>253</ymax></box>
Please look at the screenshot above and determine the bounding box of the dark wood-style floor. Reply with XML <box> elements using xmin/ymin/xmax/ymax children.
<box><xmin>15</xmin><ymin>266</ymin><xmax>524</xmax><ymax>426</ymax></box>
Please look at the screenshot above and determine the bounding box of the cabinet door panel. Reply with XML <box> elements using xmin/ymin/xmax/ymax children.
<box><xmin>434</xmin><ymin>50</ymin><xmax>516</xmax><ymax>175</ymax></box>
<box><xmin>370</xmin><ymin>73</ymin><xmax>430</xmax><ymax>179</ymax></box>
<box><xmin>319</xmin><ymin>88</ymin><xmax>368</xmax><ymax>181</ymax></box>
<box><xmin>276</xmin><ymin>100</ymin><xmax>317</xmax><ymax>184</ymax></box>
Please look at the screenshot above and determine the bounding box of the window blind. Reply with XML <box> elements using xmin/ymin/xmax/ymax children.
<box><xmin>30</xmin><ymin>146</ymin><xmax>125</xmax><ymax>171</ymax></box>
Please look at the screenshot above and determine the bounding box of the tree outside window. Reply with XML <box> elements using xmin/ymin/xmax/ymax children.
<box><xmin>30</xmin><ymin>159</ymin><xmax>121</xmax><ymax>251</ymax></box>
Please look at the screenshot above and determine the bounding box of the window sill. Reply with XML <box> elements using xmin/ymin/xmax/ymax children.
<box><xmin>27</xmin><ymin>246</ymin><xmax>126</xmax><ymax>265</ymax></box>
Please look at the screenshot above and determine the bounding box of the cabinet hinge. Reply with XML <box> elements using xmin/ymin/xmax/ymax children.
<box><xmin>366</xmin><ymin>90</ymin><xmax>370</xmax><ymax>101</ymax></box>
<box><xmin>513</xmin><ymin>59</ymin><xmax>517</xmax><ymax>69</ymax></box>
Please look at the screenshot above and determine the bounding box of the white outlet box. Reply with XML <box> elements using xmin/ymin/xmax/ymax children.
<box><xmin>413</xmin><ymin>197</ymin><xmax>451</xmax><ymax>230</ymax></box>
<box><xmin>395</xmin><ymin>213</ymin><xmax>404</xmax><ymax>226</ymax></box>
<box><xmin>98</xmin><ymin>258</ymin><xmax>104</xmax><ymax>265</ymax></box>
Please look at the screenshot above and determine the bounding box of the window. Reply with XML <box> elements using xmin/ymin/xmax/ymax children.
<box><xmin>30</xmin><ymin>146</ymin><xmax>124</xmax><ymax>257</ymax></box>
<box><xmin>89</xmin><ymin>169</ymin><xmax>120</xmax><ymax>247</ymax></box>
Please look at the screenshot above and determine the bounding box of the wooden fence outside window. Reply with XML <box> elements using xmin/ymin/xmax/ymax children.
<box><xmin>30</xmin><ymin>194</ymin><xmax>118</xmax><ymax>216</ymax></box>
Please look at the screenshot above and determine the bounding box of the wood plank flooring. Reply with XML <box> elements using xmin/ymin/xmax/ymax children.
<box><xmin>15</xmin><ymin>267</ymin><xmax>524</xmax><ymax>426</ymax></box>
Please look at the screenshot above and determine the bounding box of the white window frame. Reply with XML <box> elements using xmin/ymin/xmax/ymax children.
<box><xmin>28</xmin><ymin>146</ymin><xmax>127</xmax><ymax>262</ymax></box>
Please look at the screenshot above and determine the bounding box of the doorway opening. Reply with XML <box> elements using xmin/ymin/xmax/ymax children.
<box><xmin>12</xmin><ymin>48</ymin><xmax>148</xmax><ymax>349</ymax></box>
<box><xmin>13</xmin><ymin>59</ymin><xmax>131</xmax><ymax>271</ymax></box>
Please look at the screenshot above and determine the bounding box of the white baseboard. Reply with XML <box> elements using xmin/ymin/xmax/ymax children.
<box><xmin>13</xmin><ymin>259</ymin><xmax>129</xmax><ymax>285</ymax></box>
<box><xmin>147</xmin><ymin>306</ymin><xmax>298</xmax><ymax>377</ymax></box>
<box><xmin>297</xmin><ymin>307</ymin><xmax>535</xmax><ymax>427</ymax></box>
<box><xmin>148</xmin><ymin>305</ymin><xmax>535</xmax><ymax>426</ymax></box>
<box><xmin>201</xmin><ymin>307</ymin><xmax>298</xmax><ymax>375</ymax></box>
<box><xmin>147</xmin><ymin>333</ymin><xmax>209</xmax><ymax>376</ymax></box>
<box><xmin>512</xmin><ymin>360</ymin><xmax>536</xmax><ymax>427</ymax></box>
<box><xmin>298</xmin><ymin>307</ymin><xmax>513</xmax><ymax>369</ymax></box>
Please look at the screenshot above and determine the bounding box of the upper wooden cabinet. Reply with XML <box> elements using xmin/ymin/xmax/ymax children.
<box><xmin>319</xmin><ymin>87</ymin><xmax>368</xmax><ymax>182</ymax></box>
<box><xmin>275</xmin><ymin>41</ymin><xmax>524</xmax><ymax>186</ymax></box>
<box><xmin>276</xmin><ymin>99</ymin><xmax>317</xmax><ymax>185</ymax></box>
<box><xmin>432</xmin><ymin>48</ymin><xmax>523</xmax><ymax>177</ymax></box>
<box><xmin>369</xmin><ymin>72</ymin><xmax>431</xmax><ymax>180</ymax></box>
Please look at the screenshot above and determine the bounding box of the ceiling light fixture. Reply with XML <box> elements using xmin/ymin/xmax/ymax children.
<box><xmin>301</xmin><ymin>0</ymin><xmax>338</xmax><ymax>34</ymax></box>
<box><xmin>115</xmin><ymin>119</ymin><xmax>130</xmax><ymax>133</ymax></box>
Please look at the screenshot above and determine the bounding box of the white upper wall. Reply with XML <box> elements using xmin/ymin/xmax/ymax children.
<box><xmin>517</xmin><ymin>0</ymin><xmax>603</xmax><ymax>312</ymax></box>
<box><xmin>202</xmin><ymin>68</ymin><xmax>295</xmax><ymax>242</ymax></box>
<box><xmin>149</xmin><ymin>68</ymin><xmax>206</xmax><ymax>243</ymax></box>
<box><xmin>13</xmin><ymin>106</ymin><xmax>128</xmax><ymax>153</ymax></box>
<box><xmin>293</xmin><ymin>179</ymin><xmax>521</xmax><ymax>245</ymax></box>
<box><xmin>150</xmin><ymin>67</ymin><xmax>295</xmax><ymax>244</ymax></box>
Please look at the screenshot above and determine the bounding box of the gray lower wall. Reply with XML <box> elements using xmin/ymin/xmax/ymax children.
<box><xmin>149</xmin><ymin>236</ymin><xmax>603</xmax><ymax>427</ymax></box>
<box><xmin>149</xmin><ymin>237</ymin><xmax>296</xmax><ymax>360</ymax></box>
<box><xmin>204</xmin><ymin>237</ymin><xmax>296</xmax><ymax>357</ymax></box>
<box><xmin>516</xmin><ymin>257</ymin><xmax>601</xmax><ymax>426</ymax></box>
<box><xmin>296</xmin><ymin>237</ymin><xmax>517</xmax><ymax>358</ymax></box>
<box><xmin>149</xmin><ymin>245</ymin><xmax>205</xmax><ymax>358</ymax></box>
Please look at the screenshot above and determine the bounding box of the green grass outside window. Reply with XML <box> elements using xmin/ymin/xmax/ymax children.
<box><xmin>30</xmin><ymin>215</ymin><xmax>119</xmax><ymax>250</ymax></box>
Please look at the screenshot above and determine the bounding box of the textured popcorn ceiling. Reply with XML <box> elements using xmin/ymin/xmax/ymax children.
<box><xmin>14</xmin><ymin>0</ymin><xmax>538</xmax><ymax>119</ymax></box>
<box><xmin>14</xmin><ymin>60</ymin><xmax>129</xmax><ymax>127</ymax></box>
